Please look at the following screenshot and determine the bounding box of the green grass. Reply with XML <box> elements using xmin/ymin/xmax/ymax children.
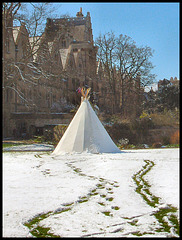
<box><xmin>111</xmin><ymin>206</ymin><xmax>120</xmax><ymax>210</ymax></box>
<box><xmin>132</xmin><ymin>160</ymin><xmax>179</xmax><ymax>236</ymax></box>
<box><xmin>24</xmin><ymin>206</ymin><xmax>74</xmax><ymax>237</ymax></box>
<box><xmin>106</xmin><ymin>197</ymin><xmax>114</xmax><ymax>202</ymax></box>
<box><xmin>24</xmin><ymin>211</ymin><xmax>60</xmax><ymax>238</ymax></box>
<box><xmin>119</xmin><ymin>144</ymin><xmax>179</xmax><ymax>150</ymax></box>
<box><xmin>153</xmin><ymin>206</ymin><xmax>179</xmax><ymax>235</ymax></box>
<box><xmin>132</xmin><ymin>160</ymin><xmax>159</xmax><ymax>208</ymax></box>
<box><xmin>98</xmin><ymin>202</ymin><xmax>105</xmax><ymax>206</ymax></box>
<box><xmin>29</xmin><ymin>226</ymin><xmax>60</xmax><ymax>238</ymax></box>
<box><xmin>77</xmin><ymin>196</ymin><xmax>89</xmax><ymax>204</ymax></box>
<box><xmin>3</xmin><ymin>143</ymin><xmax>24</xmax><ymax>148</ymax></box>
<box><xmin>102</xmin><ymin>211</ymin><xmax>112</xmax><ymax>217</ymax></box>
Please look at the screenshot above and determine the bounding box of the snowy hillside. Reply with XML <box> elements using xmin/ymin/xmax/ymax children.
<box><xmin>3</xmin><ymin>148</ymin><xmax>179</xmax><ymax>237</ymax></box>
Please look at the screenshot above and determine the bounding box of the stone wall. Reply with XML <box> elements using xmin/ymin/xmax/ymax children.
<box><xmin>9</xmin><ymin>112</ymin><xmax>74</xmax><ymax>139</ymax></box>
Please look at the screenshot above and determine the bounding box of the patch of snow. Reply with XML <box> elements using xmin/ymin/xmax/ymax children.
<box><xmin>3</xmin><ymin>148</ymin><xmax>179</xmax><ymax>237</ymax></box>
<box><xmin>3</xmin><ymin>144</ymin><xmax>54</xmax><ymax>152</ymax></box>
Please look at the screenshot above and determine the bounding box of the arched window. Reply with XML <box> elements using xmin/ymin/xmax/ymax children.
<box><xmin>29</xmin><ymin>90</ymin><xmax>32</xmax><ymax>100</ymax></box>
<box><xmin>6</xmin><ymin>38</ymin><xmax>10</xmax><ymax>53</ymax></box>
<box><xmin>6</xmin><ymin>88</ymin><xmax>9</xmax><ymax>102</ymax></box>
<box><xmin>61</xmin><ymin>40</ymin><xmax>66</xmax><ymax>48</ymax></box>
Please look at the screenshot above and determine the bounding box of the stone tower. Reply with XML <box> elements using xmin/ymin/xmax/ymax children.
<box><xmin>43</xmin><ymin>8</ymin><xmax>98</xmax><ymax>101</ymax></box>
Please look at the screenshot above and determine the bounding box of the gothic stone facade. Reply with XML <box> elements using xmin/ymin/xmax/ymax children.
<box><xmin>3</xmin><ymin>8</ymin><xmax>141</xmax><ymax>139</ymax></box>
<box><xmin>3</xmin><ymin>8</ymin><xmax>100</xmax><ymax>138</ymax></box>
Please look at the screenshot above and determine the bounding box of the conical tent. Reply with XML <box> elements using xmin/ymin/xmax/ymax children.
<box><xmin>53</xmin><ymin>89</ymin><xmax>121</xmax><ymax>155</ymax></box>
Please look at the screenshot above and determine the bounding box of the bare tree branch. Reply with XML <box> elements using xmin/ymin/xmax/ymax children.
<box><xmin>96</xmin><ymin>31</ymin><xmax>156</xmax><ymax>115</ymax></box>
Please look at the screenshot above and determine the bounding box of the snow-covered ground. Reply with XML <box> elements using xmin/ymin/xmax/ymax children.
<box><xmin>3</xmin><ymin>147</ymin><xmax>179</xmax><ymax>238</ymax></box>
<box><xmin>3</xmin><ymin>143</ymin><xmax>54</xmax><ymax>152</ymax></box>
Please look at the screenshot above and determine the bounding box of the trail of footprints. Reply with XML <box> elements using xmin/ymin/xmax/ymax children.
<box><xmin>24</xmin><ymin>161</ymin><xmax>120</xmax><ymax>237</ymax></box>
<box><xmin>66</xmin><ymin>162</ymin><xmax>120</xmax><ymax>217</ymax></box>
<box><xmin>132</xmin><ymin>160</ymin><xmax>179</xmax><ymax>237</ymax></box>
<box><xmin>24</xmin><ymin>160</ymin><xmax>179</xmax><ymax>237</ymax></box>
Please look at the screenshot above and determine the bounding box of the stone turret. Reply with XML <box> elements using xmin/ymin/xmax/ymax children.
<box><xmin>76</xmin><ymin>7</ymin><xmax>84</xmax><ymax>17</ymax></box>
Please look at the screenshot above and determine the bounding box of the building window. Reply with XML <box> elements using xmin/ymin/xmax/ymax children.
<box><xmin>5</xmin><ymin>88</ymin><xmax>14</xmax><ymax>102</ymax></box>
<box><xmin>61</xmin><ymin>40</ymin><xmax>66</xmax><ymax>48</ymax></box>
<box><xmin>46</xmin><ymin>93</ymin><xmax>50</xmax><ymax>107</ymax></box>
<box><xmin>72</xmin><ymin>78</ymin><xmax>75</xmax><ymax>90</ymax></box>
<box><xmin>53</xmin><ymin>94</ymin><xmax>56</xmax><ymax>102</ymax></box>
<box><xmin>22</xmin><ymin>48</ymin><xmax>25</xmax><ymax>58</ymax></box>
<box><xmin>6</xmin><ymin>88</ymin><xmax>9</xmax><ymax>102</ymax></box>
<box><xmin>29</xmin><ymin>90</ymin><xmax>32</xmax><ymax>100</ymax></box>
<box><xmin>15</xmin><ymin>45</ymin><xmax>18</xmax><ymax>52</ymax></box>
<box><xmin>76</xmin><ymin>79</ymin><xmax>80</xmax><ymax>88</ymax></box>
<box><xmin>6</xmin><ymin>39</ymin><xmax>10</xmax><ymax>53</ymax></box>
<box><xmin>20</xmin><ymin>90</ymin><xmax>25</xmax><ymax>104</ymax></box>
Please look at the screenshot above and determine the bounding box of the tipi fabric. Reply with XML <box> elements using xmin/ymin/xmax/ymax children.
<box><xmin>53</xmin><ymin>99</ymin><xmax>121</xmax><ymax>155</ymax></box>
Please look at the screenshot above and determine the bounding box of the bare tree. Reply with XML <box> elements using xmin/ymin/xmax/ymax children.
<box><xmin>116</xmin><ymin>34</ymin><xmax>156</xmax><ymax>116</ymax></box>
<box><xmin>14</xmin><ymin>3</ymin><xmax>59</xmax><ymax>36</ymax></box>
<box><xmin>96</xmin><ymin>32</ymin><xmax>119</xmax><ymax>113</ymax></box>
<box><xmin>2</xmin><ymin>2</ymin><xmax>63</xmax><ymax>111</ymax></box>
<box><xmin>95</xmin><ymin>32</ymin><xmax>156</xmax><ymax>116</ymax></box>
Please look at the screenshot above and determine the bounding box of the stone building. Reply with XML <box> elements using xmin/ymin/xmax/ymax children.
<box><xmin>3</xmin><ymin>7</ymin><xmax>143</xmax><ymax>139</ymax></box>
<box><xmin>3</xmin><ymin>8</ymin><xmax>99</xmax><ymax>138</ymax></box>
<box><xmin>158</xmin><ymin>77</ymin><xmax>179</xmax><ymax>91</ymax></box>
<box><xmin>3</xmin><ymin>10</ymin><xmax>35</xmax><ymax>138</ymax></box>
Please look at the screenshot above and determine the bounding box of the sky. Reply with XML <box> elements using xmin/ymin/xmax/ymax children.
<box><xmin>50</xmin><ymin>2</ymin><xmax>179</xmax><ymax>87</ymax></box>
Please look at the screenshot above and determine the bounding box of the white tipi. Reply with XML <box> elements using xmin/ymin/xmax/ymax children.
<box><xmin>53</xmin><ymin>88</ymin><xmax>121</xmax><ymax>155</ymax></box>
